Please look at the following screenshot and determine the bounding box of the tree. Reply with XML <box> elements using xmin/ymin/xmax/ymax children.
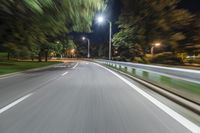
<box><xmin>113</xmin><ymin>0</ymin><xmax>195</xmax><ymax>62</ymax></box>
<box><xmin>0</xmin><ymin>0</ymin><xmax>105</xmax><ymax>60</ymax></box>
<box><xmin>64</xmin><ymin>40</ymin><xmax>77</xmax><ymax>57</ymax></box>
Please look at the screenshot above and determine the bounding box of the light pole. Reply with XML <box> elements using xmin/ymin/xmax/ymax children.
<box><xmin>82</xmin><ymin>37</ymin><xmax>90</xmax><ymax>58</ymax></box>
<box><xmin>151</xmin><ymin>42</ymin><xmax>161</xmax><ymax>56</ymax></box>
<box><xmin>97</xmin><ymin>16</ymin><xmax>112</xmax><ymax>60</ymax></box>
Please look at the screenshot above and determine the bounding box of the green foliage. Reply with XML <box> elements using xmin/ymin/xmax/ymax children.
<box><xmin>185</xmin><ymin>58</ymin><xmax>200</xmax><ymax>64</ymax></box>
<box><xmin>150</xmin><ymin>52</ymin><xmax>183</xmax><ymax>65</ymax></box>
<box><xmin>0</xmin><ymin>0</ymin><xmax>105</xmax><ymax>60</ymax></box>
<box><xmin>66</xmin><ymin>40</ymin><xmax>76</xmax><ymax>50</ymax></box>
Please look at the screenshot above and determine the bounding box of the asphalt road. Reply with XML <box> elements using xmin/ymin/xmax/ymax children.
<box><xmin>0</xmin><ymin>61</ymin><xmax>199</xmax><ymax>133</ymax></box>
<box><xmin>100</xmin><ymin>60</ymin><xmax>200</xmax><ymax>83</ymax></box>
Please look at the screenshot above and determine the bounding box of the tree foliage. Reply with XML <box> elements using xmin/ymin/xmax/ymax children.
<box><xmin>0</xmin><ymin>0</ymin><xmax>105</xmax><ymax>60</ymax></box>
<box><xmin>113</xmin><ymin>0</ymin><xmax>198</xmax><ymax>61</ymax></box>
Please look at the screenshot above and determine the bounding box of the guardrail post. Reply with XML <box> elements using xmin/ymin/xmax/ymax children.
<box><xmin>142</xmin><ymin>71</ymin><xmax>149</xmax><ymax>79</ymax></box>
<box><xmin>124</xmin><ymin>66</ymin><xmax>127</xmax><ymax>72</ymax></box>
<box><xmin>119</xmin><ymin>65</ymin><xmax>121</xmax><ymax>70</ymax></box>
<box><xmin>132</xmin><ymin>68</ymin><xmax>136</xmax><ymax>75</ymax></box>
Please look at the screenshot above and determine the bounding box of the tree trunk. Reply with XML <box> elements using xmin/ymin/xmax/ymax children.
<box><xmin>45</xmin><ymin>51</ymin><xmax>48</xmax><ymax>62</ymax></box>
<box><xmin>31</xmin><ymin>56</ymin><xmax>34</xmax><ymax>61</ymax></box>
<box><xmin>38</xmin><ymin>51</ymin><xmax>42</xmax><ymax>62</ymax></box>
<box><xmin>7</xmin><ymin>52</ymin><xmax>10</xmax><ymax>60</ymax></box>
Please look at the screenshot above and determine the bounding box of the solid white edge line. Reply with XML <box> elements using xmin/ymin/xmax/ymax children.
<box><xmin>72</xmin><ymin>62</ymin><xmax>79</xmax><ymax>69</ymax></box>
<box><xmin>95</xmin><ymin>63</ymin><xmax>200</xmax><ymax>133</ymax></box>
<box><xmin>62</xmin><ymin>71</ymin><xmax>68</xmax><ymax>76</ymax></box>
<box><xmin>0</xmin><ymin>93</ymin><xmax>33</xmax><ymax>114</ymax></box>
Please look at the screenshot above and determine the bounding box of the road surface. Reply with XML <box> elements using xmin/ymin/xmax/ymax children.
<box><xmin>0</xmin><ymin>61</ymin><xmax>199</xmax><ymax>133</ymax></box>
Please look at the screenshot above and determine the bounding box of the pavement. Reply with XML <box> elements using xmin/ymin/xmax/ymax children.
<box><xmin>0</xmin><ymin>60</ymin><xmax>199</xmax><ymax>133</ymax></box>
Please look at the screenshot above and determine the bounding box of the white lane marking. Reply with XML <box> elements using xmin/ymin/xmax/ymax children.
<box><xmin>95</xmin><ymin>63</ymin><xmax>200</xmax><ymax>133</ymax></box>
<box><xmin>0</xmin><ymin>74</ymin><xmax>20</xmax><ymax>80</ymax></box>
<box><xmin>0</xmin><ymin>77</ymin><xmax>11</xmax><ymax>80</ymax></box>
<box><xmin>0</xmin><ymin>93</ymin><xmax>33</xmax><ymax>114</ymax></box>
<box><xmin>54</xmin><ymin>66</ymin><xmax>66</xmax><ymax>68</ymax></box>
<box><xmin>62</xmin><ymin>71</ymin><xmax>68</xmax><ymax>76</ymax></box>
<box><xmin>72</xmin><ymin>63</ymin><xmax>79</xmax><ymax>69</ymax></box>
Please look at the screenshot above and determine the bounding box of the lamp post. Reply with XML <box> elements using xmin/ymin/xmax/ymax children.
<box><xmin>97</xmin><ymin>16</ymin><xmax>112</xmax><ymax>60</ymax></box>
<box><xmin>151</xmin><ymin>42</ymin><xmax>161</xmax><ymax>56</ymax></box>
<box><xmin>82</xmin><ymin>37</ymin><xmax>90</xmax><ymax>58</ymax></box>
<box><xmin>70</xmin><ymin>49</ymin><xmax>75</xmax><ymax>58</ymax></box>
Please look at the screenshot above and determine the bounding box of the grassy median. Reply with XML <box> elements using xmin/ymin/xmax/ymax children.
<box><xmin>0</xmin><ymin>61</ymin><xmax>60</xmax><ymax>75</ymax></box>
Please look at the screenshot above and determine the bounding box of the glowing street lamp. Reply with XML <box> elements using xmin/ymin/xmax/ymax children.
<box><xmin>97</xmin><ymin>16</ymin><xmax>104</xmax><ymax>23</ymax></box>
<box><xmin>71</xmin><ymin>49</ymin><xmax>75</xmax><ymax>53</ymax></box>
<box><xmin>96</xmin><ymin>15</ymin><xmax>112</xmax><ymax>60</ymax></box>
<box><xmin>82</xmin><ymin>37</ymin><xmax>90</xmax><ymax>58</ymax></box>
<box><xmin>151</xmin><ymin>42</ymin><xmax>161</xmax><ymax>56</ymax></box>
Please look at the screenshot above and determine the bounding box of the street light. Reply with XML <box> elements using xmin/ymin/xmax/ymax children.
<box><xmin>97</xmin><ymin>15</ymin><xmax>112</xmax><ymax>60</ymax></box>
<box><xmin>71</xmin><ymin>49</ymin><xmax>75</xmax><ymax>53</ymax></box>
<box><xmin>82</xmin><ymin>37</ymin><xmax>90</xmax><ymax>58</ymax></box>
<box><xmin>97</xmin><ymin>16</ymin><xmax>104</xmax><ymax>23</ymax></box>
<box><xmin>70</xmin><ymin>49</ymin><xmax>75</xmax><ymax>58</ymax></box>
<box><xmin>151</xmin><ymin>42</ymin><xmax>161</xmax><ymax>56</ymax></box>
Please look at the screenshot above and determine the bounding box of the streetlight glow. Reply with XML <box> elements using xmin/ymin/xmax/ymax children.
<box><xmin>155</xmin><ymin>42</ymin><xmax>161</xmax><ymax>47</ymax></box>
<box><xmin>71</xmin><ymin>49</ymin><xmax>75</xmax><ymax>54</ymax></box>
<box><xmin>82</xmin><ymin>37</ymin><xmax>86</xmax><ymax>40</ymax></box>
<box><xmin>151</xmin><ymin>42</ymin><xmax>162</xmax><ymax>56</ymax></box>
<box><xmin>97</xmin><ymin>16</ymin><xmax>104</xmax><ymax>23</ymax></box>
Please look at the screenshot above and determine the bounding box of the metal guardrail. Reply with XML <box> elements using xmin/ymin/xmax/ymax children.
<box><xmin>97</xmin><ymin>60</ymin><xmax>200</xmax><ymax>105</ymax></box>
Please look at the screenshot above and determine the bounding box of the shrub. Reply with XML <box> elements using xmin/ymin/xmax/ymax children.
<box><xmin>150</xmin><ymin>52</ymin><xmax>183</xmax><ymax>65</ymax></box>
<box><xmin>185</xmin><ymin>58</ymin><xmax>200</xmax><ymax>64</ymax></box>
<box><xmin>133</xmin><ymin>57</ymin><xmax>149</xmax><ymax>64</ymax></box>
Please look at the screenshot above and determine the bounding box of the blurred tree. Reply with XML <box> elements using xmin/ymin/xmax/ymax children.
<box><xmin>64</xmin><ymin>40</ymin><xmax>77</xmax><ymax>57</ymax></box>
<box><xmin>0</xmin><ymin>0</ymin><xmax>105</xmax><ymax>60</ymax></box>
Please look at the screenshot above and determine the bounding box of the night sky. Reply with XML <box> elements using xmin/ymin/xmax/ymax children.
<box><xmin>73</xmin><ymin>0</ymin><xmax>200</xmax><ymax>45</ymax></box>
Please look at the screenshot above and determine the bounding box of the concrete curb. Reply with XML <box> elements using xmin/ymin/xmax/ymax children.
<box><xmin>0</xmin><ymin>63</ymin><xmax>63</xmax><ymax>78</ymax></box>
<box><xmin>103</xmin><ymin>64</ymin><xmax>200</xmax><ymax>115</ymax></box>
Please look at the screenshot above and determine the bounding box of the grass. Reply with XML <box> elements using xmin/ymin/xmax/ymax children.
<box><xmin>106</xmin><ymin>63</ymin><xmax>200</xmax><ymax>104</ymax></box>
<box><xmin>0</xmin><ymin>61</ymin><xmax>60</xmax><ymax>75</ymax></box>
<box><xmin>0</xmin><ymin>52</ymin><xmax>7</xmax><ymax>60</ymax></box>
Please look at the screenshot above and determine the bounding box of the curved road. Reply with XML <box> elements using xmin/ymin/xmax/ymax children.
<box><xmin>0</xmin><ymin>61</ymin><xmax>199</xmax><ymax>133</ymax></box>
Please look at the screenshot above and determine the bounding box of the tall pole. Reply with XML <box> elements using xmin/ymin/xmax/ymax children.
<box><xmin>109</xmin><ymin>21</ymin><xmax>112</xmax><ymax>60</ymax></box>
<box><xmin>87</xmin><ymin>39</ymin><xmax>90</xmax><ymax>58</ymax></box>
<box><xmin>151</xmin><ymin>46</ymin><xmax>154</xmax><ymax>56</ymax></box>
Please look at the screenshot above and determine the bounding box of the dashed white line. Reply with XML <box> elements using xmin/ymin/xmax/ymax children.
<box><xmin>62</xmin><ymin>71</ymin><xmax>68</xmax><ymax>76</ymax></box>
<box><xmin>72</xmin><ymin>63</ymin><xmax>79</xmax><ymax>69</ymax></box>
<box><xmin>0</xmin><ymin>93</ymin><xmax>33</xmax><ymax>114</ymax></box>
<box><xmin>95</xmin><ymin>63</ymin><xmax>200</xmax><ymax>133</ymax></box>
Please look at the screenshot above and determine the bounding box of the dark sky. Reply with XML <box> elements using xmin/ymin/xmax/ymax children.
<box><xmin>72</xmin><ymin>0</ymin><xmax>200</xmax><ymax>45</ymax></box>
<box><xmin>178</xmin><ymin>0</ymin><xmax>200</xmax><ymax>12</ymax></box>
